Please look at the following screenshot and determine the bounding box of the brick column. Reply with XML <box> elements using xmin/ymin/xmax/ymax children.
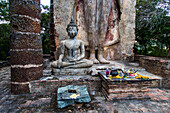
<box><xmin>50</xmin><ymin>0</ymin><xmax>56</xmax><ymax>61</ymax></box>
<box><xmin>10</xmin><ymin>0</ymin><xmax>43</xmax><ymax>94</ymax></box>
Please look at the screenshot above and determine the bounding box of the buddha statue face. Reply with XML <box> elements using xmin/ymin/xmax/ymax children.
<box><xmin>66</xmin><ymin>17</ymin><xmax>78</xmax><ymax>39</ymax></box>
<box><xmin>67</xmin><ymin>26</ymin><xmax>78</xmax><ymax>39</ymax></box>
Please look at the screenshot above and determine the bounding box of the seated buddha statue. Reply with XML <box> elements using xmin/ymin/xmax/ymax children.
<box><xmin>51</xmin><ymin>17</ymin><xmax>93</xmax><ymax>68</ymax></box>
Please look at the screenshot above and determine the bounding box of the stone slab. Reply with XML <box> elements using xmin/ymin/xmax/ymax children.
<box><xmin>52</xmin><ymin>68</ymin><xmax>92</xmax><ymax>76</ymax></box>
<box><xmin>57</xmin><ymin>85</ymin><xmax>91</xmax><ymax>108</ymax></box>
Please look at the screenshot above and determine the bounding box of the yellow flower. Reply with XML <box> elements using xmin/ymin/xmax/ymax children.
<box><xmin>70</xmin><ymin>93</ymin><xmax>80</xmax><ymax>98</ymax></box>
<box><xmin>116</xmin><ymin>75</ymin><xmax>122</xmax><ymax>78</ymax></box>
<box><xmin>146</xmin><ymin>76</ymin><xmax>149</xmax><ymax>79</ymax></box>
<box><xmin>139</xmin><ymin>75</ymin><xmax>143</xmax><ymax>78</ymax></box>
<box><xmin>135</xmin><ymin>73</ymin><xmax>138</xmax><ymax>76</ymax></box>
<box><xmin>127</xmin><ymin>70</ymin><xmax>130</xmax><ymax>73</ymax></box>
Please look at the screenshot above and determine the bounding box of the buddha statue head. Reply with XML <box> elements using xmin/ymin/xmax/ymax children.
<box><xmin>66</xmin><ymin>17</ymin><xmax>78</xmax><ymax>39</ymax></box>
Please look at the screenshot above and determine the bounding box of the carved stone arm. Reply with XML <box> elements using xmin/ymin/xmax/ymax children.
<box><xmin>77</xmin><ymin>41</ymin><xmax>85</xmax><ymax>61</ymax></box>
<box><xmin>58</xmin><ymin>41</ymin><xmax>65</xmax><ymax>63</ymax></box>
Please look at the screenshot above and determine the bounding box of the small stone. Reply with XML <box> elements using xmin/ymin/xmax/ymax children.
<box><xmin>140</xmin><ymin>107</ymin><xmax>148</xmax><ymax>112</ymax></box>
<box><xmin>9</xmin><ymin>109</ymin><xmax>20</xmax><ymax>113</ymax></box>
<box><xmin>84</xmin><ymin>104</ymin><xmax>91</xmax><ymax>108</ymax></box>
<box><xmin>130</xmin><ymin>108</ymin><xmax>140</xmax><ymax>112</ymax></box>
<box><xmin>19</xmin><ymin>100</ymin><xmax>32</xmax><ymax>107</ymax></box>
<box><xmin>68</xmin><ymin>110</ymin><xmax>72</xmax><ymax>112</ymax></box>
<box><xmin>152</xmin><ymin>97</ymin><xmax>160</xmax><ymax>101</ymax></box>
<box><xmin>23</xmin><ymin>110</ymin><xmax>30</xmax><ymax>113</ymax></box>
<box><xmin>88</xmin><ymin>110</ymin><xmax>98</xmax><ymax>113</ymax></box>
<box><xmin>129</xmin><ymin>63</ymin><xmax>139</xmax><ymax>67</ymax></box>
<box><xmin>76</xmin><ymin>103</ymin><xmax>83</xmax><ymax>109</ymax></box>
<box><xmin>114</xmin><ymin>109</ymin><xmax>119</xmax><ymax>113</ymax></box>
<box><xmin>90</xmin><ymin>91</ymin><xmax>95</xmax><ymax>95</ymax></box>
<box><xmin>159</xmin><ymin>96</ymin><xmax>169</xmax><ymax>101</ymax></box>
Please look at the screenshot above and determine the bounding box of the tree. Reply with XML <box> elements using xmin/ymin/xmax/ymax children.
<box><xmin>136</xmin><ymin>0</ymin><xmax>170</xmax><ymax>57</ymax></box>
<box><xmin>41</xmin><ymin>5</ymin><xmax>50</xmax><ymax>54</ymax></box>
<box><xmin>0</xmin><ymin>0</ymin><xmax>9</xmax><ymax>21</ymax></box>
<box><xmin>0</xmin><ymin>24</ymin><xmax>10</xmax><ymax>60</ymax></box>
<box><xmin>0</xmin><ymin>0</ymin><xmax>9</xmax><ymax>61</ymax></box>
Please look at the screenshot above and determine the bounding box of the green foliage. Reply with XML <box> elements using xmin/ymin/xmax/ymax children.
<box><xmin>41</xmin><ymin>5</ymin><xmax>50</xmax><ymax>54</ymax></box>
<box><xmin>0</xmin><ymin>24</ymin><xmax>10</xmax><ymax>60</ymax></box>
<box><xmin>0</xmin><ymin>0</ymin><xmax>9</xmax><ymax>61</ymax></box>
<box><xmin>0</xmin><ymin>0</ymin><xmax>9</xmax><ymax>21</ymax></box>
<box><xmin>136</xmin><ymin>0</ymin><xmax>170</xmax><ymax>57</ymax></box>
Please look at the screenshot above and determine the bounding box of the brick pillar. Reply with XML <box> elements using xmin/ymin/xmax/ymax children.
<box><xmin>10</xmin><ymin>0</ymin><xmax>43</xmax><ymax>94</ymax></box>
<box><xmin>50</xmin><ymin>0</ymin><xmax>56</xmax><ymax>61</ymax></box>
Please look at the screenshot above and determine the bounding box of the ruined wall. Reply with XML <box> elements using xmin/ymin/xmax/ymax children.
<box><xmin>30</xmin><ymin>76</ymin><xmax>101</xmax><ymax>93</ymax></box>
<box><xmin>139</xmin><ymin>56</ymin><xmax>170</xmax><ymax>79</ymax></box>
<box><xmin>53</xmin><ymin>0</ymin><xmax>136</xmax><ymax>61</ymax></box>
<box><xmin>119</xmin><ymin>0</ymin><xmax>136</xmax><ymax>60</ymax></box>
<box><xmin>103</xmin><ymin>0</ymin><xmax>120</xmax><ymax>60</ymax></box>
<box><xmin>53</xmin><ymin>0</ymin><xmax>75</xmax><ymax>43</ymax></box>
<box><xmin>52</xmin><ymin>0</ymin><xmax>76</xmax><ymax>59</ymax></box>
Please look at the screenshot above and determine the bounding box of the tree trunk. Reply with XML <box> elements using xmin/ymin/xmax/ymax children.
<box><xmin>144</xmin><ymin>44</ymin><xmax>147</xmax><ymax>55</ymax></box>
<box><xmin>167</xmin><ymin>48</ymin><xmax>170</xmax><ymax>58</ymax></box>
<box><xmin>160</xmin><ymin>44</ymin><xmax>163</xmax><ymax>57</ymax></box>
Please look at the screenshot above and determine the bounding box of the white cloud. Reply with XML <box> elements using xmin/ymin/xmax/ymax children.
<box><xmin>41</xmin><ymin>0</ymin><xmax>50</xmax><ymax>6</ymax></box>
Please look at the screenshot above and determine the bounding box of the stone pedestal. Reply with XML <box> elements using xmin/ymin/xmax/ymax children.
<box><xmin>52</xmin><ymin>68</ymin><xmax>93</xmax><ymax>76</ymax></box>
<box><xmin>99</xmin><ymin>72</ymin><xmax>152</xmax><ymax>101</ymax></box>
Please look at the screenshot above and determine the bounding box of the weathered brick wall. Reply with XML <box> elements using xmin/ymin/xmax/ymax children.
<box><xmin>139</xmin><ymin>56</ymin><xmax>170</xmax><ymax>79</ymax></box>
<box><xmin>102</xmin><ymin>80</ymin><xmax>152</xmax><ymax>100</ymax></box>
<box><xmin>30</xmin><ymin>76</ymin><xmax>101</xmax><ymax>93</ymax></box>
<box><xmin>134</xmin><ymin>55</ymin><xmax>145</xmax><ymax>62</ymax></box>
